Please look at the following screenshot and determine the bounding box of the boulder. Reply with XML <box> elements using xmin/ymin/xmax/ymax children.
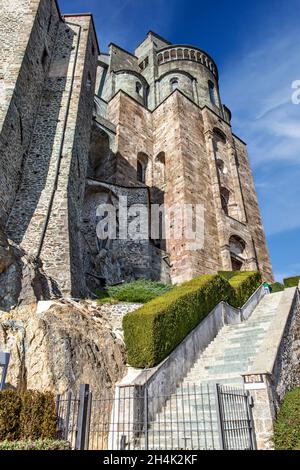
<box><xmin>0</xmin><ymin>300</ymin><xmax>126</xmax><ymax>395</ymax></box>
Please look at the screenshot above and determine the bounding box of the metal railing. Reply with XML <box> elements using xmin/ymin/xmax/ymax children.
<box><xmin>56</xmin><ymin>383</ymin><xmax>256</xmax><ymax>451</ymax></box>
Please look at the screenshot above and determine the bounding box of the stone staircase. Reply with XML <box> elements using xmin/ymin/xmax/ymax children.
<box><xmin>140</xmin><ymin>291</ymin><xmax>284</xmax><ymax>450</ymax></box>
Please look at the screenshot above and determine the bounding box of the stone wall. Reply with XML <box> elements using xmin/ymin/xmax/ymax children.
<box><xmin>0</xmin><ymin>0</ymin><xmax>60</xmax><ymax>226</ymax></box>
<box><xmin>6</xmin><ymin>13</ymin><xmax>99</xmax><ymax>297</ymax></box>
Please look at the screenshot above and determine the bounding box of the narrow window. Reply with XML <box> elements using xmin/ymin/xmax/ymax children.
<box><xmin>208</xmin><ymin>81</ymin><xmax>216</xmax><ymax>105</ymax></box>
<box><xmin>137</xmin><ymin>152</ymin><xmax>149</xmax><ymax>184</ymax></box>
<box><xmin>137</xmin><ymin>161</ymin><xmax>145</xmax><ymax>183</ymax></box>
<box><xmin>86</xmin><ymin>73</ymin><xmax>92</xmax><ymax>91</ymax></box>
<box><xmin>170</xmin><ymin>77</ymin><xmax>179</xmax><ymax>91</ymax></box>
<box><xmin>41</xmin><ymin>48</ymin><xmax>49</xmax><ymax>70</ymax></box>
<box><xmin>136</xmin><ymin>82</ymin><xmax>143</xmax><ymax>96</ymax></box>
<box><xmin>220</xmin><ymin>187</ymin><xmax>230</xmax><ymax>215</ymax></box>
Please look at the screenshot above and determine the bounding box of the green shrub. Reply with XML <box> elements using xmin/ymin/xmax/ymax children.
<box><xmin>0</xmin><ymin>390</ymin><xmax>22</xmax><ymax>441</ymax></box>
<box><xmin>98</xmin><ymin>279</ymin><xmax>174</xmax><ymax>304</ymax></box>
<box><xmin>0</xmin><ymin>389</ymin><xmax>57</xmax><ymax>442</ymax></box>
<box><xmin>0</xmin><ymin>439</ymin><xmax>70</xmax><ymax>450</ymax></box>
<box><xmin>218</xmin><ymin>271</ymin><xmax>237</xmax><ymax>281</ymax></box>
<box><xmin>274</xmin><ymin>388</ymin><xmax>300</xmax><ymax>450</ymax></box>
<box><xmin>228</xmin><ymin>271</ymin><xmax>262</xmax><ymax>308</ymax></box>
<box><xmin>20</xmin><ymin>390</ymin><xmax>57</xmax><ymax>440</ymax></box>
<box><xmin>283</xmin><ymin>276</ymin><xmax>300</xmax><ymax>288</ymax></box>
<box><xmin>271</xmin><ymin>282</ymin><xmax>284</xmax><ymax>293</ymax></box>
<box><xmin>123</xmin><ymin>272</ymin><xmax>262</xmax><ymax>368</ymax></box>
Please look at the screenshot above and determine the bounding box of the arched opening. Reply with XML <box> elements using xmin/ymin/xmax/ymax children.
<box><xmin>88</xmin><ymin>127</ymin><xmax>115</xmax><ymax>181</ymax></box>
<box><xmin>220</xmin><ymin>187</ymin><xmax>230</xmax><ymax>215</ymax></box>
<box><xmin>137</xmin><ymin>152</ymin><xmax>149</xmax><ymax>184</ymax></box>
<box><xmin>208</xmin><ymin>80</ymin><xmax>216</xmax><ymax>106</ymax></box>
<box><xmin>170</xmin><ymin>77</ymin><xmax>179</xmax><ymax>91</ymax></box>
<box><xmin>136</xmin><ymin>81</ymin><xmax>143</xmax><ymax>96</ymax></box>
<box><xmin>229</xmin><ymin>235</ymin><xmax>246</xmax><ymax>271</ymax></box>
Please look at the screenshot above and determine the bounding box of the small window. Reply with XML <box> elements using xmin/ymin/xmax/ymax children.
<box><xmin>86</xmin><ymin>73</ymin><xmax>92</xmax><ymax>91</ymax></box>
<box><xmin>137</xmin><ymin>161</ymin><xmax>145</xmax><ymax>183</ymax></box>
<box><xmin>41</xmin><ymin>48</ymin><xmax>49</xmax><ymax>70</ymax></box>
<box><xmin>137</xmin><ymin>152</ymin><xmax>149</xmax><ymax>184</ymax></box>
<box><xmin>208</xmin><ymin>81</ymin><xmax>216</xmax><ymax>106</ymax></box>
<box><xmin>136</xmin><ymin>82</ymin><xmax>143</xmax><ymax>96</ymax></box>
<box><xmin>170</xmin><ymin>77</ymin><xmax>179</xmax><ymax>91</ymax></box>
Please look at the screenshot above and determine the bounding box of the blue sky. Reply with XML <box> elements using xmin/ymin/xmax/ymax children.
<box><xmin>61</xmin><ymin>0</ymin><xmax>300</xmax><ymax>282</ymax></box>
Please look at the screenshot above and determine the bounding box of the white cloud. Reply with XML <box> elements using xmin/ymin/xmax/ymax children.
<box><xmin>220</xmin><ymin>24</ymin><xmax>300</xmax><ymax>236</ymax></box>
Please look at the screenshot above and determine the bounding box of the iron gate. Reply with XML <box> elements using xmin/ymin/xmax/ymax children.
<box><xmin>56</xmin><ymin>383</ymin><xmax>256</xmax><ymax>450</ymax></box>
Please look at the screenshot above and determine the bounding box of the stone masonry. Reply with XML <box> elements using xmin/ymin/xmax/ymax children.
<box><xmin>0</xmin><ymin>2</ymin><xmax>273</xmax><ymax>302</ymax></box>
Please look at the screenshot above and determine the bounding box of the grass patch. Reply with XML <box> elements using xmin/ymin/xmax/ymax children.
<box><xmin>97</xmin><ymin>279</ymin><xmax>174</xmax><ymax>304</ymax></box>
<box><xmin>274</xmin><ymin>388</ymin><xmax>300</xmax><ymax>450</ymax></box>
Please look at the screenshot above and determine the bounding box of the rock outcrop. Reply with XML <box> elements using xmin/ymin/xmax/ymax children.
<box><xmin>0</xmin><ymin>300</ymin><xmax>126</xmax><ymax>395</ymax></box>
<box><xmin>0</xmin><ymin>228</ymin><xmax>60</xmax><ymax>312</ymax></box>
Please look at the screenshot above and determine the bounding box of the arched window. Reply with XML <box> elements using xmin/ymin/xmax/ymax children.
<box><xmin>170</xmin><ymin>77</ymin><xmax>179</xmax><ymax>91</ymax></box>
<box><xmin>229</xmin><ymin>235</ymin><xmax>246</xmax><ymax>271</ymax></box>
<box><xmin>137</xmin><ymin>161</ymin><xmax>144</xmax><ymax>183</ymax></box>
<box><xmin>136</xmin><ymin>82</ymin><xmax>143</xmax><ymax>96</ymax></box>
<box><xmin>137</xmin><ymin>153</ymin><xmax>149</xmax><ymax>184</ymax></box>
<box><xmin>220</xmin><ymin>187</ymin><xmax>230</xmax><ymax>215</ymax></box>
<box><xmin>208</xmin><ymin>80</ymin><xmax>216</xmax><ymax>106</ymax></box>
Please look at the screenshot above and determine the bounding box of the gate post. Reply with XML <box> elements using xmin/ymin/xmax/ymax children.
<box><xmin>76</xmin><ymin>384</ymin><xmax>90</xmax><ymax>450</ymax></box>
<box><xmin>214</xmin><ymin>384</ymin><xmax>225</xmax><ymax>450</ymax></box>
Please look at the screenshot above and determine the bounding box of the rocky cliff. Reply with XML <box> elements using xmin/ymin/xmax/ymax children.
<box><xmin>0</xmin><ymin>300</ymin><xmax>126</xmax><ymax>395</ymax></box>
<box><xmin>0</xmin><ymin>228</ymin><xmax>127</xmax><ymax>395</ymax></box>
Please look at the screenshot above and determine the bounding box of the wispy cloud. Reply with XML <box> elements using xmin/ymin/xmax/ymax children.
<box><xmin>221</xmin><ymin>25</ymin><xmax>300</xmax><ymax>236</ymax></box>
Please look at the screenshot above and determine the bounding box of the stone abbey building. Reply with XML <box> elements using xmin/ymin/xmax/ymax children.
<box><xmin>0</xmin><ymin>0</ymin><xmax>273</xmax><ymax>299</ymax></box>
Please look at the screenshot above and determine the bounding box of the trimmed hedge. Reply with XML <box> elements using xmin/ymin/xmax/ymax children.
<box><xmin>283</xmin><ymin>276</ymin><xmax>300</xmax><ymax>288</ymax></box>
<box><xmin>20</xmin><ymin>390</ymin><xmax>57</xmax><ymax>441</ymax></box>
<box><xmin>0</xmin><ymin>389</ymin><xmax>58</xmax><ymax>442</ymax></box>
<box><xmin>274</xmin><ymin>388</ymin><xmax>300</xmax><ymax>450</ymax></box>
<box><xmin>0</xmin><ymin>439</ymin><xmax>70</xmax><ymax>450</ymax></box>
<box><xmin>123</xmin><ymin>271</ymin><xmax>261</xmax><ymax>368</ymax></box>
<box><xmin>0</xmin><ymin>390</ymin><xmax>22</xmax><ymax>441</ymax></box>
<box><xmin>97</xmin><ymin>279</ymin><xmax>174</xmax><ymax>304</ymax></box>
<box><xmin>271</xmin><ymin>282</ymin><xmax>284</xmax><ymax>293</ymax></box>
<box><xmin>218</xmin><ymin>271</ymin><xmax>237</xmax><ymax>281</ymax></box>
<box><xmin>227</xmin><ymin>271</ymin><xmax>262</xmax><ymax>308</ymax></box>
